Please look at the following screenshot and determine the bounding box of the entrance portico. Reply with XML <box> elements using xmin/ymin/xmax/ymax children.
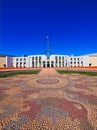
<box><xmin>47</xmin><ymin>61</ymin><xmax>50</xmax><ymax>67</ymax></box>
<box><xmin>43</xmin><ymin>60</ymin><xmax>54</xmax><ymax>68</ymax></box>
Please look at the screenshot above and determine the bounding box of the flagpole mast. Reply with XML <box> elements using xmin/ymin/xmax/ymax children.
<box><xmin>47</xmin><ymin>36</ymin><xmax>50</xmax><ymax>55</ymax></box>
<box><xmin>42</xmin><ymin>35</ymin><xmax>52</xmax><ymax>56</ymax></box>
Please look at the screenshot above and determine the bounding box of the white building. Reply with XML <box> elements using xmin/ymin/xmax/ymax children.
<box><xmin>0</xmin><ymin>53</ymin><xmax>97</xmax><ymax>68</ymax></box>
<box><xmin>13</xmin><ymin>54</ymin><xmax>90</xmax><ymax>68</ymax></box>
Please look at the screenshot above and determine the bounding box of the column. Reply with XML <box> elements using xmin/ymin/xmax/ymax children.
<box><xmin>61</xmin><ymin>56</ymin><xmax>62</xmax><ymax>67</ymax></box>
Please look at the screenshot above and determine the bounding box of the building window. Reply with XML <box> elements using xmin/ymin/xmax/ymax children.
<box><xmin>62</xmin><ymin>62</ymin><xmax>64</xmax><ymax>66</ymax></box>
<box><xmin>59</xmin><ymin>57</ymin><xmax>61</xmax><ymax>60</ymax></box>
<box><xmin>39</xmin><ymin>56</ymin><xmax>41</xmax><ymax>60</ymax></box>
<box><xmin>24</xmin><ymin>62</ymin><xmax>26</xmax><ymax>67</ymax></box>
<box><xmin>32</xmin><ymin>62</ymin><xmax>34</xmax><ymax>66</ymax></box>
<box><xmin>20</xmin><ymin>58</ymin><xmax>22</xmax><ymax>61</ymax></box>
<box><xmin>74</xmin><ymin>58</ymin><xmax>76</xmax><ymax>60</ymax></box>
<box><xmin>55</xmin><ymin>56</ymin><xmax>57</xmax><ymax>60</ymax></box>
<box><xmin>47</xmin><ymin>56</ymin><xmax>50</xmax><ymax>60</ymax></box>
<box><xmin>16</xmin><ymin>58</ymin><xmax>18</xmax><ymax>61</ymax></box>
<box><xmin>16</xmin><ymin>63</ymin><xmax>18</xmax><ymax>67</ymax></box>
<box><xmin>3</xmin><ymin>64</ymin><xmax>6</xmax><ymax>68</ymax></box>
<box><xmin>89</xmin><ymin>63</ymin><xmax>92</xmax><ymax>66</ymax></box>
<box><xmin>55</xmin><ymin>57</ymin><xmax>58</xmax><ymax>62</ymax></box>
<box><xmin>20</xmin><ymin>62</ymin><xmax>22</xmax><ymax>67</ymax></box>
<box><xmin>24</xmin><ymin>58</ymin><xmax>26</xmax><ymax>61</ymax></box>
<box><xmin>70</xmin><ymin>58</ymin><xmax>72</xmax><ymax>61</ymax></box>
<box><xmin>81</xmin><ymin>62</ymin><xmax>83</xmax><ymax>66</ymax></box>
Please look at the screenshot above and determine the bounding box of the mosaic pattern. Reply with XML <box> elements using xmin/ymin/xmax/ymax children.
<box><xmin>26</xmin><ymin>76</ymin><xmax>69</xmax><ymax>89</ymax></box>
<box><xmin>36</xmin><ymin>78</ymin><xmax>59</xmax><ymax>85</ymax></box>
<box><xmin>0</xmin><ymin>69</ymin><xmax>97</xmax><ymax>130</ymax></box>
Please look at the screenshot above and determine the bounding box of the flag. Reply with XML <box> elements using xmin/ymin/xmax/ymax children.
<box><xmin>45</xmin><ymin>36</ymin><xmax>49</xmax><ymax>39</ymax></box>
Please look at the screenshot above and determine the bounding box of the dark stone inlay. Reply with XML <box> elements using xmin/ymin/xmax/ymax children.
<box><xmin>36</xmin><ymin>78</ymin><xmax>59</xmax><ymax>85</ymax></box>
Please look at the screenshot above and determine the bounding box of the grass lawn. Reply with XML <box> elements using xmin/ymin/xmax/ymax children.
<box><xmin>0</xmin><ymin>69</ymin><xmax>41</xmax><ymax>78</ymax></box>
<box><xmin>57</xmin><ymin>69</ymin><xmax>97</xmax><ymax>76</ymax></box>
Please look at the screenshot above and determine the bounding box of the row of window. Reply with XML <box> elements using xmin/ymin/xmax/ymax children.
<box><xmin>70</xmin><ymin>61</ymin><xmax>83</xmax><ymax>64</ymax></box>
<box><xmin>16</xmin><ymin>58</ymin><xmax>26</xmax><ymax>61</ymax></box>
<box><xmin>70</xmin><ymin>58</ymin><xmax>82</xmax><ymax>60</ymax></box>
<box><xmin>16</xmin><ymin>57</ymin><xmax>83</xmax><ymax>62</ymax></box>
<box><xmin>55</xmin><ymin>57</ymin><xmax>82</xmax><ymax>60</ymax></box>
<box><xmin>16</xmin><ymin>57</ymin><xmax>42</xmax><ymax>61</ymax></box>
<box><xmin>16</xmin><ymin>62</ymin><xmax>26</xmax><ymax>65</ymax></box>
<box><xmin>16</xmin><ymin>61</ymin><xmax>83</xmax><ymax>65</ymax></box>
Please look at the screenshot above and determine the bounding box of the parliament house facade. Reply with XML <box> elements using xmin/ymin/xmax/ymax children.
<box><xmin>0</xmin><ymin>53</ymin><xmax>97</xmax><ymax>68</ymax></box>
<box><xmin>13</xmin><ymin>54</ymin><xmax>97</xmax><ymax>68</ymax></box>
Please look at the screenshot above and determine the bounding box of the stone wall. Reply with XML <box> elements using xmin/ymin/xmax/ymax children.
<box><xmin>0</xmin><ymin>57</ymin><xmax>6</xmax><ymax>67</ymax></box>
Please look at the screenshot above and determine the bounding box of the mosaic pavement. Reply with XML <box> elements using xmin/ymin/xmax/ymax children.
<box><xmin>0</xmin><ymin>68</ymin><xmax>97</xmax><ymax>130</ymax></box>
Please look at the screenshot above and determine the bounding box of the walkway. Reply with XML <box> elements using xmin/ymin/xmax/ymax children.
<box><xmin>38</xmin><ymin>68</ymin><xmax>58</xmax><ymax>75</ymax></box>
<box><xmin>0</xmin><ymin>68</ymin><xmax>97</xmax><ymax>130</ymax></box>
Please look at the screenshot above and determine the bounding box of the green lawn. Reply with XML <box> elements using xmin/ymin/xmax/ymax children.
<box><xmin>57</xmin><ymin>69</ymin><xmax>97</xmax><ymax>76</ymax></box>
<box><xmin>0</xmin><ymin>70</ymin><xmax>41</xmax><ymax>78</ymax></box>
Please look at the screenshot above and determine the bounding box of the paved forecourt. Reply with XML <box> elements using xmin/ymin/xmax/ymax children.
<box><xmin>0</xmin><ymin>68</ymin><xmax>97</xmax><ymax>130</ymax></box>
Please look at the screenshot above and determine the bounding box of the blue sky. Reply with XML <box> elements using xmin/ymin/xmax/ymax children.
<box><xmin>0</xmin><ymin>0</ymin><xmax>97</xmax><ymax>56</ymax></box>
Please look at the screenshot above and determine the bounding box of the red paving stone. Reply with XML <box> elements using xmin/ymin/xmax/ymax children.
<box><xmin>0</xmin><ymin>68</ymin><xmax>97</xmax><ymax>130</ymax></box>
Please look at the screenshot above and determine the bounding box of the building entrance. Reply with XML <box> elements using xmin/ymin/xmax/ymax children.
<box><xmin>43</xmin><ymin>61</ymin><xmax>46</xmax><ymax>67</ymax></box>
<box><xmin>51</xmin><ymin>61</ymin><xmax>54</xmax><ymax>67</ymax></box>
<box><xmin>47</xmin><ymin>61</ymin><xmax>50</xmax><ymax>67</ymax></box>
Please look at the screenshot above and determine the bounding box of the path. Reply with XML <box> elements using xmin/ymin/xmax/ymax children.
<box><xmin>38</xmin><ymin>68</ymin><xmax>59</xmax><ymax>76</ymax></box>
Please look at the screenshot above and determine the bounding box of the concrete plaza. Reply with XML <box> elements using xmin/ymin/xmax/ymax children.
<box><xmin>0</xmin><ymin>68</ymin><xmax>97</xmax><ymax>130</ymax></box>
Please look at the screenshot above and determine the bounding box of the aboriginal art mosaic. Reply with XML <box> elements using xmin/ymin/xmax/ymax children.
<box><xmin>0</xmin><ymin>68</ymin><xmax>97</xmax><ymax>130</ymax></box>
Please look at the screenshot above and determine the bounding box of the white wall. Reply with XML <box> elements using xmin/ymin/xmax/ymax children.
<box><xmin>6</xmin><ymin>56</ymin><xmax>13</xmax><ymax>67</ymax></box>
<box><xmin>83</xmin><ymin>56</ymin><xmax>89</xmax><ymax>66</ymax></box>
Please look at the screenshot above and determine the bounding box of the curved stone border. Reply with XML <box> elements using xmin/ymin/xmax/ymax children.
<box><xmin>26</xmin><ymin>76</ymin><xmax>69</xmax><ymax>89</ymax></box>
<box><xmin>36</xmin><ymin>78</ymin><xmax>59</xmax><ymax>85</ymax></box>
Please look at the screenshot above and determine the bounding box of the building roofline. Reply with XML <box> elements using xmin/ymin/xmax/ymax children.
<box><xmin>0</xmin><ymin>54</ymin><xmax>16</xmax><ymax>57</ymax></box>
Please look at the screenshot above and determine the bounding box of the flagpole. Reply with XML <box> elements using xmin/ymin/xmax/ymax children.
<box><xmin>47</xmin><ymin>36</ymin><xmax>49</xmax><ymax>54</ymax></box>
<box><xmin>42</xmin><ymin>35</ymin><xmax>53</xmax><ymax>56</ymax></box>
<box><xmin>46</xmin><ymin>36</ymin><xmax>50</xmax><ymax>56</ymax></box>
